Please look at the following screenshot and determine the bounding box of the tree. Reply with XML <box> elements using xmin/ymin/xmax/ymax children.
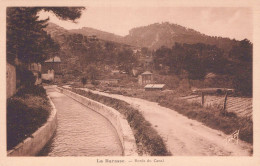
<box><xmin>86</xmin><ymin>64</ymin><xmax>99</xmax><ymax>81</ymax></box>
<box><xmin>116</xmin><ymin>48</ymin><xmax>136</xmax><ymax>73</ymax></box>
<box><xmin>229</xmin><ymin>39</ymin><xmax>252</xmax><ymax>62</ymax></box>
<box><xmin>7</xmin><ymin>7</ymin><xmax>85</xmax><ymax>66</ymax></box>
<box><xmin>81</xmin><ymin>77</ymin><xmax>87</xmax><ymax>87</ymax></box>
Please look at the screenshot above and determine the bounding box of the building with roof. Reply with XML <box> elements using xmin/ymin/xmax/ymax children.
<box><xmin>41</xmin><ymin>56</ymin><xmax>61</xmax><ymax>81</ymax></box>
<box><xmin>42</xmin><ymin>56</ymin><xmax>61</xmax><ymax>73</ymax></box>
<box><xmin>144</xmin><ymin>84</ymin><xmax>165</xmax><ymax>91</ymax></box>
<box><xmin>138</xmin><ymin>71</ymin><xmax>153</xmax><ymax>85</ymax></box>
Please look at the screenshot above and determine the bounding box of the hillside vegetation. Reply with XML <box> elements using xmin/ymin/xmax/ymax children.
<box><xmin>46</xmin><ymin>22</ymin><xmax>252</xmax><ymax>96</ymax></box>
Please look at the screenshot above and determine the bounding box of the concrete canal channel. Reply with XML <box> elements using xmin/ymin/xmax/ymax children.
<box><xmin>38</xmin><ymin>86</ymin><xmax>123</xmax><ymax>156</ymax></box>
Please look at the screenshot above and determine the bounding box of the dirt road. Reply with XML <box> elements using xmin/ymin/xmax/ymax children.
<box><xmin>80</xmin><ymin>88</ymin><xmax>252</xmax><ymax>156</ymax></box>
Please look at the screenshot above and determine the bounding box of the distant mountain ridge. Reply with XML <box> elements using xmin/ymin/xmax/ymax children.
<box><xmin>47</xmin><ymin>21</ymin><xmax>243</xmax><ymax>53</ymax></box>
<box><xmin>66</xmin><ymin>22</ymin><xmax>241</xmax><ymax>51</ymax></box>
<box><xmin>69</xmin><ymin>27</ymin><xmax>124</xmax><ymax>44</ymax></box>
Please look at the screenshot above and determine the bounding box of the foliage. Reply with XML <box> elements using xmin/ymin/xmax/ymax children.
<box><xmin>232</xmin><ymin>65</ymin><xmax>252</xmax><ymax>96</ymax></box>
<box><xmin>85</xmin><ymin>64</ymin><xmax>99</xmax><ymax>81</ymax></box>
<box><xmin>117</xmin><ymin>48</ymin><xmax>137</xmax><ymax>73</ymax></box>
<box><xmin>7</xmin><ymin>86</ymin><xmax>50</xmax><ymax>150</ymax></box>
<box><xmin>16</xmin><ymin>66</ymin><xmax>36</xmax><ymax>88</ymax></box>
<box><xmin>229</xmin><ymin>39</ymin><xmax>253</xmax><ymax>96</ymax></box>
<box><xmin>16</xmin><ymin>85</ymin><xmax>47</xmax><ymax>97</ymax></box>
<box><xmin>229</xmin><ymin>39</ymin><xmax>253</xmax><ymax>62</ymax></box>
<box><xmin>154</xmin><ymin>42</ymin><xmax>225</xmax><ymax>79</ymax></box>
<box><xmin>56</xmin><ymin>32</ymin><xmax>138</xmax><ymax>78</ymax></box>
<box><xmin>81</xmin><ymin>77</ymin><xmax>87</xmax><ymax>86</ymax></box>
<box><xmin>6</xmin><ymin>7</ymin><xmax>85</xmax><ymax>65</ymax></box>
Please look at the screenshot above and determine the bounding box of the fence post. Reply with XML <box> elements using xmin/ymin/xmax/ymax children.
<box><xmin>223</xmin><ymin>92</ymin><xmax>228</xmax><ymax>115</ymax></box>
<box><xmin>201</xmin><ymin>92</ymin><xmax>204</xmax><ymax>106</ymax></box>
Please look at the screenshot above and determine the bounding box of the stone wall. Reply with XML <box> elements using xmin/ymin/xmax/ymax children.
<box><xmin>6</xmin><ymin>63</ymin><xmax>16</xmax><ymax>98</ymax></box>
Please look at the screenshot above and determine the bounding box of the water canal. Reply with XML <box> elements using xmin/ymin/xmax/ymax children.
<box><xmin>38</xmin><ymin>86</ymin><xmax>123</xmax><ymax>156</ymax></box>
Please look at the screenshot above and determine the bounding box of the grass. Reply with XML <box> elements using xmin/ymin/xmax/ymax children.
<box><xmin>159</xmin><ymin>98</ymin><xmax>253</xmax><ymax>144</ymax></box>
<box><xmin>7</xmin><ymin>86</ymin><xmax>51</xmax><ymax>150</ymax></box>
<box><xmin>69</xmin><ymin>88</ymin><xmax>171</xmax><ymax>156</ymax></box>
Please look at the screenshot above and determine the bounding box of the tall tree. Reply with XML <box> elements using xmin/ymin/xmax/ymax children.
<box><xmin>7</xmin><ymin>7</ymin><xmax>85</xmax><ymax>65</ymax></box>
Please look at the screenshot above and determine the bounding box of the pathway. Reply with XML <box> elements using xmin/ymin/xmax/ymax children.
<box><xmin>80</xmin><ymin>88</ymin><xmax>252</xmax><ymax>156</ymax></box>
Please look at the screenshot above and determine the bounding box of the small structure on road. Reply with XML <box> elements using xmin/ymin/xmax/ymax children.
<box><xmin>138</xmin><ymin>71</ymin><xmax>153</xmax><ymax>85</ymax></box>
<box><xmin>144</xmin><ymin>84</ymin><xmax>165</xmax><ymax>91</ymax></box>
<box><xmin>42</xmin><ymin>56</ymin><xmax>61</xmax><ymax>81</ymax></box>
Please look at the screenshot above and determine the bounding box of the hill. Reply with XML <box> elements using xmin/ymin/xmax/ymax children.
<box><xmin>68</xmin><ymin>22</ymin><xmax>242</xmax><ymax>52</ymax></box>
<box><xmin>45</xmin><ymin>22</ymin><xmax>252</xmax><ymax>96</ymax></box>
<box><xmin>45</xmin><ymin>22</ymin><xmax>137</xmax><ymax>82</ymax></box>
<box><xmin>69</xmin><ymin>27</ymin><xmax>124</xmax><ymax>44</ymax></box>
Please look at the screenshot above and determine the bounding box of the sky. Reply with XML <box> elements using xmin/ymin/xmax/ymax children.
<box><xmin>39</xmin><ymin>7</ymin><xmax>253</xmax><ymax>41</ymax></box>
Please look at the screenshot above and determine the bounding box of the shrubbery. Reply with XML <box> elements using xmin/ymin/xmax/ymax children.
<box><xmin>7</xmin><ymin>86</ymin><xmax>50</xmax><ymax>150</ymax></box>
<box><xmin>16</xmin><ymin>66</ymin><xmax>36</xmax><ymax>87</ymax></box>
<box><xmin>16</xmin><ymin>85</ymin><xmax>47</xmax><ymax>97</ymax></box>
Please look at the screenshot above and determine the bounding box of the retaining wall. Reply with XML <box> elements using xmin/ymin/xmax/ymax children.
<box><xmin>7</xmin><ymin>96</ymin><xmax>57</xmax><ymax>156</ymax></box>
<box><xmin>58</xmin><ymin>87</ymin><xmax>138</xmax><ymax>156</ymax></box>
<box><xmin>6</xmin><ymin>63</ymin><xmax>16</xmax><ymax>98</ymax></box>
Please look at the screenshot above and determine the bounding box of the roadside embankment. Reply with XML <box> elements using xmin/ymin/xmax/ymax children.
<box><xmin>59</xmin><ymin>87</ymin><xmax>170</xmax><ymax>156</ymax></box>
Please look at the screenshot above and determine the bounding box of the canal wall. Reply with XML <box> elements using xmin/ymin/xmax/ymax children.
<box><xmin>7</xmin><ymin>96</ymin><xmax>57</xmax><ymax>156</ymax></box>
<box><xmin>58</xmin><ymin>87</ymin><xmax>138</xmax><ymax>156</ymax></box>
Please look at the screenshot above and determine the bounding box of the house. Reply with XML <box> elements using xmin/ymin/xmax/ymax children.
<box><xmin>42</xmin><ymin>56</ymin><xmax>61</xmax><ymax>73</ymax></box>
<box><xmin>138</xmin><ymin>71</ymin><xmax>153</xmax><ymax>85</ymax></box>
<box><xmin>41</xmin><ymin>56</ymin><xmax>61</xmax><ymax>81</ymax></box>
<box><xmin>144</xmin><ymin>84</ymin><xmax>165</xmax><ymax>91</ymax></box>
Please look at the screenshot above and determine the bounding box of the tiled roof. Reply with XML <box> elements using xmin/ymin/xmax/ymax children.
<box><xmin>145</xmin><ymin>84</ymin><xmax>165</xmax><ymax>88</ymax></box>
<box><xmin>141</xmin><ymin>71</ymin><xmax>152</xmax><ymax>75</ymax></box>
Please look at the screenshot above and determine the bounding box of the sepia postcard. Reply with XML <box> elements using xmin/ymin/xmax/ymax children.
<box><xmin>0</xmin><ymin>0</ymin><xmax>260</xmax><ymax>166</ymax></box>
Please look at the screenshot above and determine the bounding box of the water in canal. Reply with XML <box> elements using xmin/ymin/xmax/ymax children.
<box><xmin>38</xmin><ymin>87</ymin><xmax>123</xmax><ymax>156</ymax></box>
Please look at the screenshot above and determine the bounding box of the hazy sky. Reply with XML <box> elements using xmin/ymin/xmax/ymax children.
<box><xmin>39</xmin><ymin>7</ymin><xmax>253</xmax><ymax>41</ymax></box>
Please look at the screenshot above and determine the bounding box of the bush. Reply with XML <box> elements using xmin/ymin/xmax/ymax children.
<box><xmin>232</xmin><ymin>73</ymin><xmax>252</xmax><ymax>97</ymax></box>
<box><xmin>16</xmin><ymin>67</ymin><xmax>36</xmax><ymax>87</ymax></box>
<box><xmin>81</xmin><ymin>77</ymin><xmax>87</xmax><ymax>86</ymax></box>
<box><xmin>7</xmin><ymin>86</ymin><xmax>50</xmax><ymax>150</ymax></box>
<box><xmin>91</xmin><ymin>80</ymin><xmax>99</xmax><ymax>86</ymax></box>
<box><xmin>16</xmin><ymin>85</ymin><xmax>46</xmax><ymax>97</ymax></box>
